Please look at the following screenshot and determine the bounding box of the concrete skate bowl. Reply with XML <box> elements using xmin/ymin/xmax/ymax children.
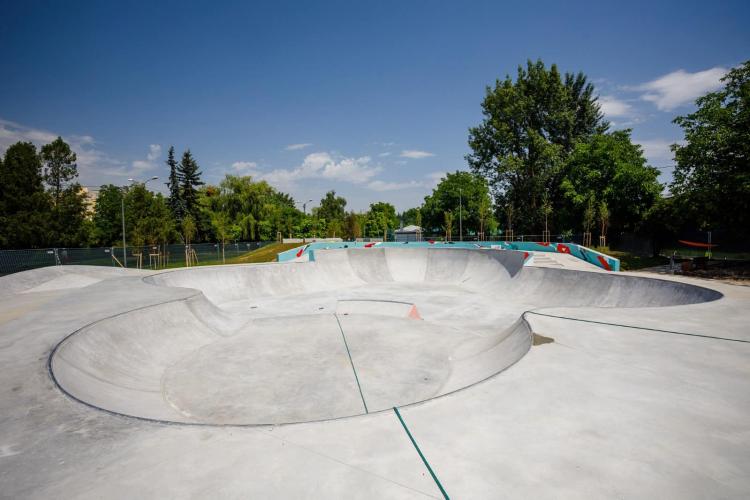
<box><xmin>50</xmin><ymin>248</ymin><xmax>723</xmax><ymax>426</ymax></box>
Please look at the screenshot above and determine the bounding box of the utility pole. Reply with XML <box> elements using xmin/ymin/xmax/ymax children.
<box><xmin>121</xmin><ymin>195</ymin><xmax>127</xmax><ymax>267</ymax></box>
<box><xmin>459</xmin><ymin>188</ymin><xmax>463</xmax><ymax>241</ymax></box>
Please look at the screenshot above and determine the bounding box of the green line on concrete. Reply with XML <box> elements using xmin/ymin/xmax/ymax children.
<box><xmin>526</xmin><ymin>311</ymin><xmax>750</xmax><ymax>344</ymax></box>
<box><xmin>334</xmin><ymin>314</ymin><xmax>368</xmax><ymax>413</ymax></box>
<box><xmin>393</xmin><ymin>406</ymin><xmax>449</xmax><ymax>500</ymax></box>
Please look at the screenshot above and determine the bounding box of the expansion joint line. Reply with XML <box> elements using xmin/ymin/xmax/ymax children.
<box><xmin>393</xmin><ymin>407</ymin><xmax>450</xmax><ymax>500</ymax></box>
<box><xmin>333</xmin><ymin>313</ymin><xmax>369</xmax><ymax>413</ymax></box>
<box><xmin>525</xmin><ymin>311</ymin><xmax>750</xmax><ymax>344</ymax></box>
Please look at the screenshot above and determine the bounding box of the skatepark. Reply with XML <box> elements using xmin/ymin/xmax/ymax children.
<box><xmin>2</xmin><ymin>246</ymin><xmax>749</xmax><ymax>498</ymax></box>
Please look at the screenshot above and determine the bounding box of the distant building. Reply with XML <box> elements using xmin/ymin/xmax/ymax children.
<box><xmin>79</xmin><ymin>186</ymin><xmax>98</xmax><ymax>218</ymax></box>
<box><xmin>394</xmin><ymin>225</ymin><xmax>422</xmax><ymax>242</ymax></box>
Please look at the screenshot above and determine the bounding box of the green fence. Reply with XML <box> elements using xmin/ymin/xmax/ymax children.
<box><xmin>0</xmin><ymin>241</ymin><xmax>272</xmax><ymax>276</ymax></box>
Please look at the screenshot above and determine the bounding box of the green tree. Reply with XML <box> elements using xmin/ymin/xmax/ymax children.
<box><xmin>92</xmin><ymin>185</ymin><xmax>124</xmax><ymax>246</ymax></box>
<box><xmin>165</xmin><ymin>146</ymin><xmax>184</xmax><ymax>221</ymax></box>
<box><xmin>443</xmin><ymin>211</ymin><xmax>454</xmax><ymax>241</ymax></box>
<box><xmin>583</xmin><ymin>197</ymin><xmax>596</xmax><ymax>236</ymax></box>
<box><xmin>670</xmin><ymin>60</ymin><xmax>750</xmax><ymax>238</ymax></box>
<box><xmin>198</xmin><ymin>174</ymin><xmax>299</xmax><ymax>241</ymax></box>
<box><xmin>178</xmin><ymin>149</ymin><xmax>204</xmax><ymax>223</ymax></box>
<box><xmin>399</xmin><ymin>207</ymin><xmax>421</xmax><ymax>227</ymax></box>
<box><xmin>317</xmin><ymin>191</ymin><xmax>347</xmax><ymax>226</ymax></box>
<box><xmin>345</xmin><ymin>212</ymin><xmax>362</xmax><ymax>240</ymax></box>
<box><xmin>421</xmin><ymin>171</ymin><xmax>493</xmax><ymax>238</ymax></box>
<box><xmin>599</xmin><ymin>201</ymin><xmax>610</xmax><ymax>243</ymax></box>
<box><xmin>122</xmin><ymin>184</ymin><xmax>175</xmax><ymax>248</ymax></box>
<box><xmin>50</xmin><ymin>185</ymin><xmax>91</xmax><ymax>247</ymax></box>
<box><xmin>560</xmin><ymin>130</ymin><xmax>661</xmax><ymax>232</ymax></box>
<box><xmin>40</xmin><ymin>136</ymin><xmax>77</xmax><ymax>204</ymax></box>
<box><xmin>365</xmin><ymin>202</ymin><xmax>398</xmax><ymax>240</ymax></box>
<box><xmin>182</xmin><ymin>215</ymin><xmax>197</xmax><ymax>246</ymax></box>
<box><xmin>478</xmin><ymin>197</ymin><xmax>492</xmax><ymax>240</ymax></box>
<box><xmin>468</xmin><ymin>59</ymin><xmax>607</xmax><ymax>232</ymax></box>
<box><xmin>0</xmin><ymin>142</ymin><xmax>52</xmax><ymax>248</ymax></box>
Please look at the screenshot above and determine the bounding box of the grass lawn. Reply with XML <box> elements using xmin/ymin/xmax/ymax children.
<box><xmin>593</xmin><ymin>247</ymin><xmax>669</xmax><ymax>271</ymax></box>
<box><xmin>132</xmin><ymin>242</ymin><xmax>302</xmax><ymax>270</ymax></box>
<box><xmin>226</xmin><ymin>242</ymin><xmax>303</xmax><ymax>264</ymax></box>
<box><xmin>661</xmin><ymin>248</ymin><xmax>750</xmax><ymax>260</ymax></box>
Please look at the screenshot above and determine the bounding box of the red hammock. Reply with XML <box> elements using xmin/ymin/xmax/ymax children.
<box><xmin>678</xmin><ymin>239</ymin><xmax>718</xmax><ymax>249</ymax></box>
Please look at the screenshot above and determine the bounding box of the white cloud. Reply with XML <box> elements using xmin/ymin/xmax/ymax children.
<box><xmin>131</xmin><ymin>143</ymin><xmax>162</xmax><ymax>171</ymax></box>
<box><xmin>598</xmin><ymin>95</ymin><xmax>632</xmax><ymax>118</ymax></box>
<box><xmin>146</xmin><ymin>144</ymin><xmax>161</xmax><ymax>161</ymax></box>
<box><xmin>633</xmin><ymin>138</ymin><xmax>683</xmax><ymax>165</ymax></box>
<box><xmin>378</xmin><ymin>152</ymin><xmax>391</xmax><ymax>157</ymax></box>
<box><xmin>367</xmin><ymin>171</ymin><xmax>447</xmax><ymax>192</ymax></box>
<box><xmin>0</xmin><ymin>117</ymin><xmax>57</xmax><ymax>149</ymax></box>
<box><xmin>258</xmin><ymin>152</ymin><xmax>381</xmax><ymax>187</ymax></box>
<box><xmin>0</xmin><ymin>117</ymin><xmax>131</xmax><ymax>182</ymax></box>
<box><xmin>367</xmin><ymin>180</ymin><xmax>423</xmax><ymax>191</ymax></box>
<box><xmin>636</xmin><ymin>67</ymin><xmax>726</xmax><ymax>111</ymax></box>
<box><xmin>400</xmin><ymin>149</ymin><xmax>435</xmax><ymax>159</ymax></box>
<box><xmin>426</xmin><ymin>171</ymin><xmax>446</xmax><ymax>186</ymax></box>
<box><xmin>285</xmin><ymin>143</ymin><xmax>313</xmax><ymax>151</ymax></box>
<box><xmin>231</xmin><ymin>161</ymin><xmax>258</xmax><ymax>172</ymax></box>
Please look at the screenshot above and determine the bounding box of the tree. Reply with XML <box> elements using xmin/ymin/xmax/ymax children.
<box><xmin>560</xmin><ymin>130</ymin><xmax>661</xmax><ymax>233</ymax></box>
<box><xmin>197</xmin><ymin>174</ymin><xmax>300</xmax><ymax>241</ymax></box>
<box><xmin>365</xmin><ymin>202</ymin><xmax>399</xmax><ymax>240</ymax></box>
<box><xmin>165</xmin><ymin>146</ymin><xmax>184</xmax><ymax>221</ymax></box>
<box><xmin>599</xmin><ymin>201</ymin><xmax>610</xmax><ymax>246</ymax></box>
<box><xmin>121</xmin><ymin>184</ymin><xmax>175</xmax><ymax>249</ymax></box>
<box><xmin>317</xmin><ymin>191</ymin><xmax>347</xmax><ymax>226</ymax></box>
<box><xmin>468</xmin><ymin>59</ymin><xmax>607</xmax><ymax>232</ymax></box>
<box><xmin>670</xmin><ymin>60</ymin><xmax>750</xmax><ymax>239</ymax></box>
<box><xmin>41</xmin><ymin>137</ymin><xmax>78</xmax><ymax>204</ymax></box>
<box><xmin>50</xmin><ymin>185</ymin><xmax>91</xmax><ymax>247</ymax></box>
<box><xmin>421</xmin><ymin>171</ymin><xmax>493</xmax><ymax>237</ymax></box>
<box><xmin>443</xmin><ymin>211</ymin><xmax>454</xmax><ymax>241</ymax></box>
<box><xmin>92</xmin><ymin>185</ymin><xmax>124</xmax><ymax>246</ymax></box>
<box><xmin>541</xmin><ymin>191</ymin><xmax>553</xmax><ymax>240</ymax></box>
<box><xmin>178</xmin><ymin>149</ymin><xmax>204</xmax><ymax>223</ymax></box>
<box><xmin>345</xmin><ymin>212</ymin><xmax>362</xmax><ymax>240</ymax></box>
<box><xmin>582</xmin><ymin>197</ymin><xmax>595</xmax><ymax>246</ymax></box>
<box><xmin>478</xmin><ymin>197</ymin><xmax>492</xmax><ymax>240</ymax></box>
<box><xmin>399</xmin><ymin>207</ymin><xmax>421</xmax><ymax>227</ymax></box>
<box><xmin>0</xmin><ymin>142</ymin><xmax>52</xmax><ymax>248</ymax></box>
<box><xmin>182</xmin><ymin>215</ymin><xmax>197</xmax><ymax>246</ymax></box>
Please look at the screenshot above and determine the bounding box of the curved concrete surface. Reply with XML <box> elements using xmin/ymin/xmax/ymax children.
<box><xmin>2</xmin><ymin>254</ymin><xmax>750</xmax><ymax>499</ymax></box>
<box><xmin>50</xmin><ymin>248</ymin><xmax>720</xmax><ymax>425</ymax></box>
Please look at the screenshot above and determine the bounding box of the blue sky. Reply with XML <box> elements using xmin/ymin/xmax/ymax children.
<box><xmin>1</xmin><ymin>0</ymin><xmax>748</xmax><ymax>211</ymax></box>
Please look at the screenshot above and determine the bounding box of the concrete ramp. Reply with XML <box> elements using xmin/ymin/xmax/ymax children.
<box><xmin>50</xmin><ymin>247</ymin><xmax>721</xmax><ymax>425</ymax></box>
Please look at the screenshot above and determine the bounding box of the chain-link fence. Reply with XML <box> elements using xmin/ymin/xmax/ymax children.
<box><xmin>0</xmin><ymin>241</ymin><xmax>272</xmax><ymax>277</ymax></box>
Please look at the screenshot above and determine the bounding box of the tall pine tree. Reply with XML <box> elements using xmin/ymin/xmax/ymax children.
<box><xmin>0</xmin><ymin>142</ymin><xmax>52</xmax><ymax>248</ymax></box>
<box><xmin>178</xmin><ymin>149</ymin><xmax>204</xmax><ymax>222</ymax></box>
<box><xmin>165</xmin><ymin>146</ymin><xmax>183</xmax><ymax>221</ymax></box>
<box><xmin>41</xmin><ymin>136</ymin><xmax>78</xmax><ymax>204</ymax></box>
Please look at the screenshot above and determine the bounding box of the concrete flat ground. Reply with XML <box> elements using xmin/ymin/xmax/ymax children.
<box><xmin>0</xmin><ymin>248</ymin><xmax>748</xmax><ymax>499</ymax></box>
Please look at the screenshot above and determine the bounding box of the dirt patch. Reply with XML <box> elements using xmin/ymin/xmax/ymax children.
<box><xmin>533</xmin><ymin>333</ymin><xmax>554</xmax><ymax>346</ymax></box>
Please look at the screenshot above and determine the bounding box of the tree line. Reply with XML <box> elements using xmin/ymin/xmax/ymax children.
<box><xmin>2</xmin><ymin>59</ymin><xmax>747</xmax><ymax>251</ymax></box>
<box><xmin>404</xmin><ymin>59</ymin><xmax>749</xmax><ymax>247</ymax></box>
<box><xmin>0</xmin><ymin>138</ymin><xmax>408</xmax><ymax>248</ymax></box>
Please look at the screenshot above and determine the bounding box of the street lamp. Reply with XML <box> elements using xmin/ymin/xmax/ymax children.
<box><xmin>301</xmin><ymin>199</ymin><xmax>313</xmax><ymax>215</ymax></box>
<box><xmin>459</xmin><ymin>188</ymin><xmax>463</xmax><ymax>242</ymax></box>
<box><xmin>121</xmin><ymin>176</ymin><xmax>159</xmax><ymax>268</ymax></box>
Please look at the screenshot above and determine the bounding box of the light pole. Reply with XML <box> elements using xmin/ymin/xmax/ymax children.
<box><xmin>302</xmin><ymin>199</ymin><xmax>313</xmax><ymax>215</ymax></box>
<box><xmin>121</xmin><ymin>176</ymin><xmax>159</xmax><ymax>268</ymax></box>
<box><xmin>459</xmin><ymin>188</ymin><xmax>463</xmax><ymax>242</ymax></box>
